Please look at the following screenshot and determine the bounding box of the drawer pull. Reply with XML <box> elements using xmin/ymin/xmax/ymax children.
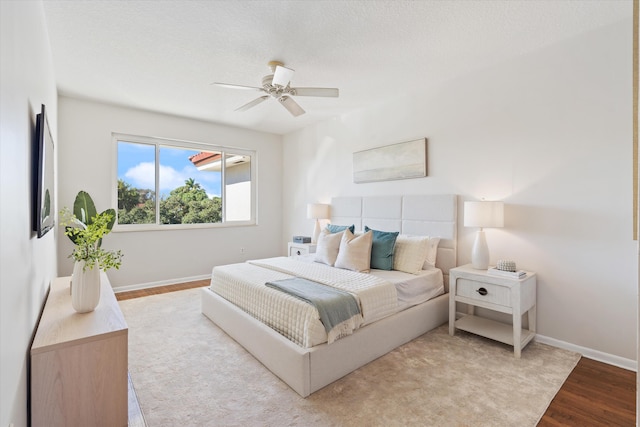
<box><xmin>476</xmin><ymin>287</ymin><xmax>488</xmax><ymax>296</ymax></box>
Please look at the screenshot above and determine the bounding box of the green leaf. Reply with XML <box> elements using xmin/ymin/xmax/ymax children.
<box><xmin>96</xmin><ymin>209</ymin><xmax>116</xmax><ymax>247</ymax></box>
<box><xmin>101</xmin><ymin>208</ymin><xmax>116</xmax><ymax>231</ymax></box>
<box><xmin>65</xmin><ymin>225</ymin><xmax>80</xmax><ymax>245</ymax></box>
<box><xmin>73</xmin><ymin>191</ymin><xmax>97</xmax><ymax>226</ymax></box>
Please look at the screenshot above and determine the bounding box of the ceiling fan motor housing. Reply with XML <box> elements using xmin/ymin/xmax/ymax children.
<box><xmin>213</xmin><ymin>60</ymin><xmax>338</xmax><ymax>116</ymax></box>
<box><xmin>262</xmin><ymin>74</ymin><xmax>294</xmax><ymax>98</ymax></box>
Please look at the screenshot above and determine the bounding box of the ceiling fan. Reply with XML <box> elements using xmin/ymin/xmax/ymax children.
<box><xmin>212</xmin><ymin>61</ymin><xmax>339</xmax><ymax>117</ymax></box>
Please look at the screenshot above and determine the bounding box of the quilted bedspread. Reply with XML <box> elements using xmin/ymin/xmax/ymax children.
<box><xmin>209</xmin><ymin>257</ymin><xmax>398</xmax><ymax>348</ymax></box>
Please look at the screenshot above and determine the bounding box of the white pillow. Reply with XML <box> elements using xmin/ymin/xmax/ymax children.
<box><xmin>393</xmin><ymin>235</ymin><xmax>429</xmax><ymax>274</ymax></box>
<box><xmin>422</xmin><ymin>237</ymin><xmax>441</xmax><ymax>269</ymax></box>
<box><xmin>335</xmin><ymin>229</ymin><xmax>373</xmax><ymax>272</ymax></box>
<box><xmin>314</xmin><ymin>229</ymin><xmax>344</xmax><ymax>266</ymax></box>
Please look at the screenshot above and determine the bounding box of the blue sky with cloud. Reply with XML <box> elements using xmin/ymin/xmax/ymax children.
<box><xmin>117</xmin><ymin>142</ymin><xmax>221</xmax><ymax>198</ymax></box>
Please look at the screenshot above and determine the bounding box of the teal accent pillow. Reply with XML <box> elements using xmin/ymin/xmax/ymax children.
<box><xmin>326</xmin><ymin>224</ymin><xmax>355</xmax><ymax>234</ymax></box>
<box><xmin>365</xmin><ymin>226</ymin><xmax>399</xmax><ymax>270</ymax></box>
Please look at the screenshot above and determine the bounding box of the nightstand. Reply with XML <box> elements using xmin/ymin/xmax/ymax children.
<box><xmin>448</xmin><ymin>264</ymin><xmax>537</xmax><ymax>358</ymax></box>
<box><xmin>288</xmin><ymin>242</ymin><xmax>317</xmax><ymax>257</ymax></box>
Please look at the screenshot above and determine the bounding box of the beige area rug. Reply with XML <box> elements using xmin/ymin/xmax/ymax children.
<box><xmin>120</xmin><ymin>288</ymin><xmax>580</xmax><ymax>427</ymax></box>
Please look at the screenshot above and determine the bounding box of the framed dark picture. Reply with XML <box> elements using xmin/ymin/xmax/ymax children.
<box><xmin>33</xmin><ymin>104</ymin><xmax>55</xmax><ymax>238</ymax></box>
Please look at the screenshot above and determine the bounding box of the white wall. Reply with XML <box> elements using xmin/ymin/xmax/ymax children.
<box><xmin>57</xmin><ymin>97</ymin><xmax>283</xmax><ymax>288</ymax></box>
<box><xmin>0</xmin><ymin>2</ymin><xmax>58</xmax><ymax>427</ymax></box>
<box><xmin>283</xmin><ymin>19</ymin><xmax>637</xmax><ymax>362</ymax></box>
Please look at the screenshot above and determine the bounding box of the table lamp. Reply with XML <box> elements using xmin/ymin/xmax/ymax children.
<box><xmin>464</xmin><ymin>201</ymin><xmax>504</xmax><ymax>269</ymax></box>
<box><xmin>307</xmin><ymin>203</ymin><xmax>330</xmax><ymax>243</ymax></box>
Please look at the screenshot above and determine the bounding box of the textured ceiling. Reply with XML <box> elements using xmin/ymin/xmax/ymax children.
<box><xmin>42</xmin><ymin>1</ymin><xmax>631</xmax><ymax>135</ymax></box>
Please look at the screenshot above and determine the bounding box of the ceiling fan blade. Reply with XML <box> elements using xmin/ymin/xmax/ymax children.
<box><xmin>212</xmin><ymin>82</ymin><xmax>265</xmax><ymax>92</ymax></box>
<box><xmin>235</xmin><ymin>96</ymin><xmax>269</xmax><ymax>112</ymax></box>
<box><xmin>272</xmin><ymin>65</ymin><xmax>295</xmax><ymax>87</ymax></box>
<box><xmin>279</xmin><ymin>96</ymin><xmax>305</xmax><ymax>117</ymax></box>
<box><xmin>290</xmin><ymin>87</ymin><xmax>339</xmax><ymax>97</ymax></box>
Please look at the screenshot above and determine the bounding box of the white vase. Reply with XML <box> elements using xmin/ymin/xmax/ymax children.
<box><xmin>71</xmin><ymin>260</ymin><xmax>101</xmax><ymax>313</ymax></box>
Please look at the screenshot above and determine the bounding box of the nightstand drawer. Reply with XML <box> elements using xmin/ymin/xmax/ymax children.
<box><xmin>288</xmin><ymin>243</ymin><xmax>316</xmax><ymax>257</ymax></box>
<box><xmin>289</xmin><ymin>246</ymin><xmax>309</xmax><ymax>256</ymax></box>
<box><xmin>456</xmin><ymin>278</ymin><xmax>511</xmax><ymax>307</ymax></box>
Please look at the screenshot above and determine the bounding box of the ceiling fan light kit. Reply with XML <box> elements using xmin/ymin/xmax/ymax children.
<box><xmin>271</xmin><ymin>63</ymin><xmax>295</xmax><ymax>87</ymax></box>
<box><xmin>213</xmin><ymin>60</ymin><xmax>339</xmax><ymax>117</ymax></box>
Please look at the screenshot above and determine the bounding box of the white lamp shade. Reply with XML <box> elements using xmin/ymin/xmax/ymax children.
<box><xmin>307</xmin><ymin>203</ymin><xmax>330</xmax><ymax>220</ymax></box>
<box><xmin>464</xmin><ymin>201</ymin><xmax>504</xmax><ymax>228</ymax></box>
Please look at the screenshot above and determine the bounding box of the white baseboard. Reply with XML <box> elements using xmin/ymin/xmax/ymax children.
<box><xmin>113</xmin><ymin>274</ymin><xmax>211</xmax><ymax>293</ymax></box>
<box><xmin>535</xmin><ymin>334</ymin><xmax>637</xmax><ymax>372</ymax></box>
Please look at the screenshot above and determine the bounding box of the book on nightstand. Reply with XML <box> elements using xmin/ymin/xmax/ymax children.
<box><xmin>487</xmin><ymin>267</ymin><xmax>527</xmax><ymax>279</ymax></box>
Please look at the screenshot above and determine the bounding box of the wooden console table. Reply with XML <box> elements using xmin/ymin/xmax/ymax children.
<box><xmin>31</xmin><ymin>273</ymin><xmax>128</xmax><ymax>427</ymax></box>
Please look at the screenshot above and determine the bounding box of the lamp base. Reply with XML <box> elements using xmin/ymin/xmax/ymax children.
<box><xmin>312</xmin><ymin>220</ymin><xmax>322</xmax><ymax>244</ymax></box>
<box><xmin>471</xmin><ymin>230</ymin><xmax>490</xmax><ymax>269</ymax></box>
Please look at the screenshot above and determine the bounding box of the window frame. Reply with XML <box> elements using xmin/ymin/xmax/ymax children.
<box><xmin>112</xmin><ymin>133</ymin><xmax>257</xmax><ymax>232</ymax></box>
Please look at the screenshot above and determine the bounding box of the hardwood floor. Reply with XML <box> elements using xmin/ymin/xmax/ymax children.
<box><xmin>117</xmin><ymin>281</ymin><xmax>637</xmax><ymax>426</ymax></box>
<box><xmin>538</xmin><ymin>357</ymin><xmax>636</xmax><ymax>426</ymax></box>
<box><xmin>116</xmin><ymin>279</ymin><xmax>209</xmax><ymax>301</ymax></box>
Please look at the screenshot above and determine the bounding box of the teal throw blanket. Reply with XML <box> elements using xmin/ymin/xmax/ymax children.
<box><xmin>266</xmin><ymin>277</ymin><xmax>361</xmax><ymax>334</ymax></box>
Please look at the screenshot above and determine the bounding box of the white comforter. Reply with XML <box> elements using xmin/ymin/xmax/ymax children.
<box><xmin>209</xmin><ymin>257</ymin><xmax>398</xmax><ymax>348</ymax></box>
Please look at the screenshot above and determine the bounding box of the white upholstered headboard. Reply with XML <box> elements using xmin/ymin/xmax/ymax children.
<box><xmin>330</xmin><ymin>194</ymin><xmax>458</xmax><ymax>287</ymax></box>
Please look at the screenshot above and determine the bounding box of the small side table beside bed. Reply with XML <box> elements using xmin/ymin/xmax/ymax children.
<box><xmin>449</xmin><ymin>264</ymin><xmax>537</xmax><ymax>358</ymax></box>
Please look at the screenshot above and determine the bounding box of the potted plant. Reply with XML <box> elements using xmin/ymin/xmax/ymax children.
<box><xmin>60</xmin><ymin>191</ymin><xmax>123</xmax><ymax>313</ymax></box>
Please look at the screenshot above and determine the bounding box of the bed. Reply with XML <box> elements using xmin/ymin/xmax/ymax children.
<box><xmin>201</xmin><ymin>194</ymin><xmax>457</xmax><ymax>397</ymax></box>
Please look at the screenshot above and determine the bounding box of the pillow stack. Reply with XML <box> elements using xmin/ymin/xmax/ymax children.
<box><xmin>314</xmin><ymin>224</ymin><xmax>440</xmax><ymax>275</ymax></box>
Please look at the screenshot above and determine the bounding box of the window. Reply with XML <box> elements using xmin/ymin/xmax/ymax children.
<box><xmin>114</xmin><ymin>133</ymin><xmax>255</xmax><ymax>230</ymax></box>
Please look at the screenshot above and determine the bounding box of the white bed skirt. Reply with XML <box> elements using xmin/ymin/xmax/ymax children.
<box><xmin>201</xmin><ymin>288</ymin><xmax>449</xmax><ymax>397</ymax></box>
